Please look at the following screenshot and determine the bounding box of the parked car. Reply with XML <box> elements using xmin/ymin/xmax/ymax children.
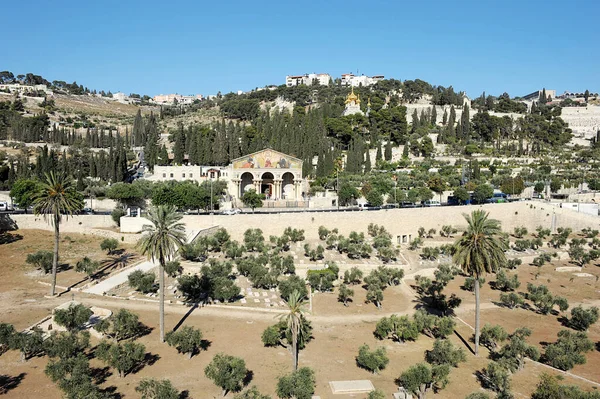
<box><xmin>0</xmin><ymin>201</ymin><xmax>9</xmax><ymax>212</ymax></box>
<box><xmin>423</xmin><ymin>200</ymin><xmax>441</xmax><ymax>207</ymax></box>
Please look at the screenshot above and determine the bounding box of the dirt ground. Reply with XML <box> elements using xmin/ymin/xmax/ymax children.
<box><xmin>1</xmin><ymin>229</ymin><xmax>599</xmax><ymax>398</ymax></box>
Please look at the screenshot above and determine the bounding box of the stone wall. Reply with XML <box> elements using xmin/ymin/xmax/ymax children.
<box><xmin>179</xmin><ymin>201</ymin><xmax>600</xmax><ymax>242</ymax></box>
<box><xmin>11</xmin><ymin>201</ymin><xmax>600</xmax><ymax>244</ymax></box>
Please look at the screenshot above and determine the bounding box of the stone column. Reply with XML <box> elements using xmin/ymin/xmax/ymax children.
<box><xmin>254</xmin><ymin>179</ymin><xmax>262</xmax><ymax>194</ymax></box>
<box><xmin>274</xmin><ymin>179</ymin><xmax>283</xmax><ymax>199</ymax></box>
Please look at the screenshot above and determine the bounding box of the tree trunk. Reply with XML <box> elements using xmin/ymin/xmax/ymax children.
<box><xmin>292</xmin><ymin>328</ymin><xmax>298</xmax><ymax>371</ymax></box>
<box><xmin>159</xmin><ymin>257</ymin><xmax>165</xmax><ymax>343</ymax></box>
<box><xmin>50</xmin><ymin>213</ymin><xmax>60</xmax><ymax>296</ymax></box>
<box><xmin>474</xmin><ymin>274</ymin><xmax>481</xmax><ymax>356</ymax></box>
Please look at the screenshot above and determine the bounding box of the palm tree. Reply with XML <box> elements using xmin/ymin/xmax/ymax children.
<box><xmin>453</xmin><ymin>209</ymin><xmax>506</xmax><ymax>356</ymax></box>
<box><xmin>137</xmin><ymin>205</ymin><xmax>186</xmax><ymax>342</ymax></box>
<box><xmin>278</xmin><ymin>290</ymin><xmax>308</xmax><ymax>370</ymax></box>
<box><xmin>33</xmin><ymin>172</ymin><xmax>83</xmax><ymax>296</ymax></box>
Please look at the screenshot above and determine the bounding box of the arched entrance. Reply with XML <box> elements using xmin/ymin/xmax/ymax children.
<box><xmin>282</xmin><ymin>172</ymin><xmax>294</xmax><ymax>199</ymax></box>
<box><xmin>261</xmin><ymin>172</ymin><xmax>274</xmax><ymax>199</ymax></box>
<box><xmin>240</xmin><ymin>172</ymin><xmax>254</xmax><ymax>197</ymax></box>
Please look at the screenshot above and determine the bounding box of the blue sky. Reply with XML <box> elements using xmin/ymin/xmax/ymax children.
<box><xmin>2</xmin><ymin>0</ymin><xmax>598</xmax><ymax>98</ymax></box>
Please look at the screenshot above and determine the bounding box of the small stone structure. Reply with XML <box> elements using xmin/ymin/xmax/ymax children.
<box><xmin>329</xmin><ymin>380</ymin><xmax>374</xmax><ymax>394</ymax></box>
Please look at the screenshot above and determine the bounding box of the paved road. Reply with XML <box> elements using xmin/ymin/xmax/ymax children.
<box><xmin>83</xmin><ymin>229</ymin><xmax>199</xmax><ymax>295</ymax></box>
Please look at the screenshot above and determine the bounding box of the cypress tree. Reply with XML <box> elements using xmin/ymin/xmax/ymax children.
<box><xmin>420</xmin><ymin>109</ymin><xmax>428</xmax><ymax>126</ymax></box>
<box><xmin>90</xmin><ymin>154</ymin><xmax>97</xmax><ymax>178</ymax></box>
<box><xmin>133</xmin><ymin>109</ymin><xmax>144</xmax><ymax>146</ymax></box>
<box><xmin>364</xmin><ymin>146</ymin><xmax>371</xmax><ymax>173</ymax></box>
<box><xmin>384</xmin><ymin>140</ymin><xmax>392</xmax><ymax>161</ymax></box>
<box><xmin>173</xmin><ymin>124</ymin><xmax>185</xmax><ymax>165</ymax></box>
<box><xmin>411</xmin><ymin>109</ymin><xmax>419</xmax><ymax>133</ymax></box>
<box><xmin>460</xmin><ymin>104</ymin><xmax>471</xmax><ymax>141</ymax></box>
<box><xmin>159</xmin><ymin>145</ymin><xmax>169</xmax><ymax>166</ymax></box>
<box><xmin>431</xmin><ymin>106</ymin><xmax>437</xmax><ymax>125</ymax></box>
<box><xmin>376</xmin><ymin>142</ymin><xmax>382</xmax><ymax>161</ymax></box>
<box><xmin>402</xmin><ymin>144</ymin><xmax>409</xmax><ymax>158</ymax></box>
<box><xmin>144</xmin><ymin>113</ymin><xmax>160</xmax><ymax>171</ymax></box>
<box><xmin>442</xmin><ymin>108</ymin><xmax>448</xmax><ymax>125</ymax></box>
<box><xmin>76</xmin><ymin>169</ymin><xmax>85</xmax><ymax>191</ymax></box>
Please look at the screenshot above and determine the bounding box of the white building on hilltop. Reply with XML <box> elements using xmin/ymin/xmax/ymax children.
<box><xmin>341</xmin><ymin>73</ymin><xmax>384</xmax><ymax>87</ymax></box>
<box><xmin>286</xmin><ymin>73</ymin><xmax>331</xmax><ymax>87</ymax></box>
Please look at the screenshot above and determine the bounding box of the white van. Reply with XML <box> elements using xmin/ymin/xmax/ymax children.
<box><xmin>423</xmin><ymin>200</ymin><xmax>441</xmax><ymax>207</ymax></box>
<box><xmin>0</xmin><ymin>201</ymin><xmax>8</xmax><ymax>211</ymax></box>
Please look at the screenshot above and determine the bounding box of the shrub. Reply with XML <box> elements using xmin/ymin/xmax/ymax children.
<box><xmin>343</xmin><ymin>267</ymin><xmax>363</xmax><ymax>285</ymax></box>
<box><xmin>75</xmin><ymin>257</ymin><xmax>100</xmax><ymax>278</ymax></box>
<box><xmin>425</xmin><ymin>339</ymin><xmax>466</xmax><ymax>367</ymax></box>
<box><xmin>568</xmin><ymin>306</ymin><xmax>599</xmax><ymax>331</ymax></box>
<box><xmin>128</xmin><ymin>270</ymin><xmax>156</xmax><ymax>293</ymax></box>
<box><xmin>261</xmin><ymin>325</ymin><xmax>280</xmax><ymax>347</ymax></box>
<box><xmin>94</xmin><ymin>309</ymin><xmax>144</xmax><ymax>341</ymax></box>
<box><xmin>356</xmin><ymin>344</ymin><xmax>389</xmax><ymax>374</ymax></box>
<box><xmin>513</xmin><ymin>239</ymin><xmax>530</xmax><ymax>252</ymax></box>
<box><xmin>513</xmin><ymin>226</ymin><xmax>528</xmax><ymax>238</ymax></box>
<box><xmin>165</xmin><ymin>326</ymin><xmax>203</xmax><ymax>359</ymax></box>
<box><xmin>205</xmin><ymin>353</ymin><xmax>248</xmax><ymax>396</ymax></box>
<box><xmin>54</xmin><ymin>303</ymin><xmax>93</xmax><ymax>332</ymax></box>
<box><xmin>26</xmin><ymin>250</ymin><xmax>53</xmax><ymax>274</ymax></box>
<box><xmin>164</xmin><ymin>261</ymin><xmax>183</xmax><ymax>278</ymax></box>
<box><xmin>504</xmin><ymin>258</ymin><xmax>522</xmax><ymax>269</ymax></box>
<box><xmin>499</xmin><ymin>292</ymin><xmax>524</xmax><ymax>309</ymax></box>
<box><xmin>276</xmin><ymin>367</ymin><xmax>315</xmax><ymax>399</ymax></box>
<box><xmin>494</xmin><ymin>269</ymin><xmax>520</xmax><ymax>291</ymax></box>
<box><xmin>96</xmin><ymin>340</ymin><xmax>146</xmax><ymax>378</ymax></box>
<box><xmin>543</xmin><ymin>330</ymin><xmax>594</xmax><ymax>370</ymax></box>
<box><xmin>136</xmin><ymin>378</ymin><xmax>180</xmax><ymax>399</ymax></box>
<box><xmin>100</xmin><ymin>238</ymin><xmax>119</xmax><ymax>254</ymax></box>
<box><xmin>337</xmin><ymin>284</ymin><xmax>354</xmax><ymax>306</ymax></box>
<box><xmin>44</xmin><ymin>331</ymin><xmax>90</xmax><ymax>360</ymax></box>
<box><xmin>463</xmin><ymin>276</ymin><xmax>485</xmax><ymax>292</ymax></box>
<box><xmin>278</xmin><ymin>275</ymin><xmax>308</xmax><ymax>301</ymax></box>
<box><xmin>479</xmin><ymin>324</ymin><xmax>508</xmax><ymax>352</ymax></box>
<box><xmin>479</xmin><ymin>361</ymin><xmax>511</xmax><ymax>396</ymax></box>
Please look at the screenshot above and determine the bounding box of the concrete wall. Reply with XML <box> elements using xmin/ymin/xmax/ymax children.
<box><xmin>120</xmin><ymin>216</ymin><xmax>151</xmax><ymax>233</ymax></box>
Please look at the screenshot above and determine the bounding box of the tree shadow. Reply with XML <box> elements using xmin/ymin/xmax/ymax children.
<box><xmin>0</xmin><ymin>232</ymin><xmax>23</xmax><ymax>245</ymax></box>
<box><xmin>100</xmin><ymin>385</ymin><xmax>122</xmax><ymax>399</ymax></box>
<box><xmin>91</xmin><ymin>366</ymin><xmax>112</xmax><ymax>384</ymax></box>
<box><xmin>179</xmin><ymin>390</ymin><xmax>190</xmax><ymax>399</ymax></box>
<box><xmin>0</xmin><ymin>373</ymin><xmax>26</xmax><ymax>394</ymax></box>
<box><xmin>200</xmin><ymin>339</ymin><xmax>212</xmax><ymax>352</ymax></box>
<box><xmin>557</xmin><ymin>315</ymin><xmax>571</xmax><ymax>328</ymax></box>
<box><xmin>57</xmin><ymin>262</ymin><xmax>72</xmax><ymax>272</ymax></box>
<box><xmin>455</xmin><ymin>329</ymin><xmax>475</xmax><ymax>356</ymax></box>
<box><xmin>596</xmin><ymin>341</ymin><xmax>600</xmax><ymax>352</ymax></box>
<box><xmin>100</xmin><ymin>252</ymin><xmax>135</xmax><ymax>273</ymax></box>
<box><xmin>172</xmin><ymin>303</ymin><xmax>198</xmax><ymax>332</ymax></box>
<box><xmin>131</xmin><ymin>353</ymin><xmax>161</xmax><ymax>375</ymax></box>
<box><xmin>242</xmin><ymin>370</ymin><xmax>254</xmax><ymax>388</ymax></box>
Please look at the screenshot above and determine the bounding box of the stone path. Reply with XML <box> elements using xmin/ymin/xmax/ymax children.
<box><xmin>83</xmin><ymin>229</ymin><xmax>198</xmax><ymax>295</ymax></box>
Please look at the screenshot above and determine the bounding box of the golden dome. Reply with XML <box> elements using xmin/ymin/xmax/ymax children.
<box><xmin>356</xmin><ymin>94</ymin><xmax>361</xmax><ymax>105</ymax></box>
<box><xmin>345</xmin><ymin>87</ymin><xmax>358</xmax><ymax>104</ymax></box>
